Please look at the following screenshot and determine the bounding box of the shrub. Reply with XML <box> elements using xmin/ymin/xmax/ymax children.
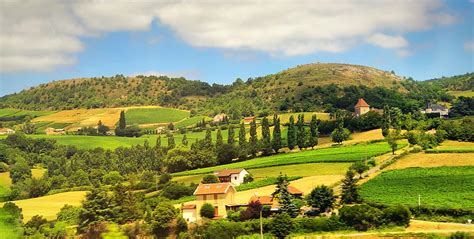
<box><xmin>200</xmin><ymin>203</ymin><xmax>215</xmax><ymax>219</ymax></box>
<box><xmin>102</xmin><ymin>171</ymin><xmax>123</xmax><ymax>185</ymax></box>
<box><xmin>270</xmin><ymin>213</ymin><xmax>294</xmax><ymax>239</ymax></box>
<box><xmin>294</xmin><ymin>216</ymin><xmax>344</xmax><ymax>233</ymax></box>
<box><xmin>204</xmin><ymin>220</ymin><xmax>247</xmax><ymax>239</ymax></box>
<box><xmin>161</xmin><ymin>183</ymin><xmax>194</xmax><ymax>200</ymax></box>
<box><xmin>201</xmin><ymin>174</ymin><xmax>219</xmax><ymax>184</ymax></box>
<box><xmin>382</xmin><ymin>205</ymin><xmax>411</xmax><ymax>227</ymax></box>
<box><xmin>339</xmin><ymin>204</ymin><xmax>383</xmax><ymax>231</ymax></box>
<box><xmin>448</xmin><ymin>231</ymin><xmax>472</xmax><ymax>239</ymax></box>
<box><xmin>306</xmin><ymin>185</ymin><xmax>336</xmax><ymax>213</ymax></box>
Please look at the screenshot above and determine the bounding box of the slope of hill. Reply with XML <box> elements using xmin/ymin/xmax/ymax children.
<box><xmin>422</xmin><ymin>72</ymin><xmax>474</xmax><ymax>91</ymax></box>
<box><xmin>0</xmin><ymin>63</ymin><xmax>453</xmax><ymax>115</ymax></box>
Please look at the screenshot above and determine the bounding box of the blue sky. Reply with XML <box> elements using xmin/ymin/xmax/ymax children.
<box><xmin>0</xmin><ymin>0</ymin><xmax>473</xmax><ymax>96</ymax></box>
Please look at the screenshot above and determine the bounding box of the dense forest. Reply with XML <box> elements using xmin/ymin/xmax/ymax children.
<box><xmin>422</xmin><ymin>72</ymin><xmax>474</xmax><ymax>91</ymax></box>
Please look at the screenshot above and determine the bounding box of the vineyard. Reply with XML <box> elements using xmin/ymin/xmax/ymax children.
<box><xmin>360</xmin><ymin>166</ymin><xmax>474</xmax><ymax>209</ymax></box>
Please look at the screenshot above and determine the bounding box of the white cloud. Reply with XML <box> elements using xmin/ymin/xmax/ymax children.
<box><xmin>367</xmin><ymin>34</ymin><xmax>408</xmax><ymax>49</ymax></box>
<box><xmin>0</xmin><ymin>0</ymin><xmax>456</xmax><ymax>73</ymax></box>
<box><xmin>396</xmin><ymin>49</ymin><xmax>412</xmax><ymax>58</ymax></box>
<box><xmin>464</xmin><ymin>40</ymin><xmax>474</xmax><ymax>52</ymax></box>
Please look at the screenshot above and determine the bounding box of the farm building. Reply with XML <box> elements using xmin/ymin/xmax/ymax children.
<box><xmin>421</xmin><ymin>103</ymin><xmax>449</xmax><ymax>118</ymax></box>
<box><xmin>0</xmin><ymin>128</ymin><xmax>15</xmax><ymax>135</ymax></box>
<box><xmin>213</xmin><ymin>113</ymin><xmax>227</xmax><ymax>123</ymax></box>
<box><xmin>354</xmin><ymin>98</ymin><xmax>370</xmax><ymax>117</ymax></box>
<box><xmin>214</xmin><ymin>168</ymin><xmax>249</xmax><ymax>186</ymax></box>
<box><xmin>45</xmin><ymin>127</ymin><xmax>66</xmax><ymax>135</ymax></box>
<box><xmin>181</xmin><ymin>183</ymin><xmax>236</xmax><ymax>222</ymax></box>
<box><xmin>243</xmin><ymin>116</ymin><xmax>255</xmax><ymax>124</ymax></box>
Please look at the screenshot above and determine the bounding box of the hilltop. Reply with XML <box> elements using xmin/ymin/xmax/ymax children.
<box><xmin>0</xmin><ymin>63</ymin><xmax>450</xmax><ymax>115</ymax></box>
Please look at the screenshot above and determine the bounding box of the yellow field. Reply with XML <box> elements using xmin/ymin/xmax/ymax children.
<box><xmin>387</xmin><ymin>152</ymin><xmax>474</xmax><ymax>170</ymax></box>
<box><xmin>0</xmin><ymin>168</ymin><xmax>46</xmax><ymax>187</ymax></box>
<box><xmin>279</xmin><ymin>112</ymin><xmax>330</xmax><ymax>124</ymax></box>
<box><xmin>437</xmin><ymin>140</ymin><xmax>474</xmax><ymax>149</ymax></box>
<box><xmin>0</xmin><ymin>191</ymin><xmax>87</xmax><ymax>222</ymax></box>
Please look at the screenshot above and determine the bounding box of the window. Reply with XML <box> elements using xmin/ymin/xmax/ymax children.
<box><xmin>234</xmin><ymin>176</ymin><xmax>238</xmax><ymax>180</ymax></box>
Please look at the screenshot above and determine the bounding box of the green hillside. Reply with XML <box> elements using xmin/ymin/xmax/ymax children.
<box><xmin>422</xmin><ymin>72</ymin><xmax>474</xmax><ymax>91</ymax></box>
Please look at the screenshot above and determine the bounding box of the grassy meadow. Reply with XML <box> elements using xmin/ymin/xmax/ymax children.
<box><xmin>360</xmin><ymin>166</ymin><xmax>474</xmax><ymax>209</ymax></box>
<box><xmin>448</xmin><ymin>90</ymin><xmax>474</xmax><ymax>98</ymax></box>
<box><xmin>174</xmin><ymin>141</ymin><xmax>399</xmax><ymax>176</ymax></box>
<box><xmin>0</xmin><ymin>108</ymin><xmax>55</xmax><ymax>118</ymax></box>
<box><xmin>125</xmin><ymin>107</ymin><xmax>190</xmax><ymax>125</ymax></box>
<box><xmin>0</xmin><ymin>207</ymin><xmax>22</xmax><ymax>239</ymax></box>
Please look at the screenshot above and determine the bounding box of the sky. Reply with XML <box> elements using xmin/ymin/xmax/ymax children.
<box><xmin>0</xmin><ymin>0</ymin><xmax>473</xmax><ymax>96</ymax></box>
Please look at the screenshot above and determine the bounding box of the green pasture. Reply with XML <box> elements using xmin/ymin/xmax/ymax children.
<box><xmin>0</xmin><ymin>108</ymin><xmax>55</xmax><ymax>118</ymax></box>
<box><xmin>0</xmin><ymin>207</ymin><xmax>22</xmax><ymax>238</ymax></box>
<box><xmin>126</xmin><ymin>107</ymin><xmax>189</xmax><ymax>125</ymax></box>
<box><xmin>175</xmin><ymin>116</ymin><xmax>211</xmax><ymax>128</ymax></box>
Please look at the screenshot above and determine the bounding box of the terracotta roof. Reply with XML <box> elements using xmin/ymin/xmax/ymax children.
<box><xmin>249</xmin><ymin>195</ymin><xmax>273</xmax><ymax>205</ymax></box>
<box><xmin>215</xmin><ymin>168</ymin><xmax>245</xmax><ymax>177</ymax></box>
<box><xmin>354</xmin><ymin>98</ymin><xmax>370</xmax><ymax>108</ymax></box>
<box><xmin>181</xmin><ymin>204</ymin><xmax>196</xmax><ymax>209</ymax></box>
<box><xmin>288</xmin><ymin>186</ymin><xmax>304</xmax><ymax>195</ymax></box>
<box><xmin>193</xmin><ymin>183</ymin><xmax>235</xmax><ymax>195</ymax></box>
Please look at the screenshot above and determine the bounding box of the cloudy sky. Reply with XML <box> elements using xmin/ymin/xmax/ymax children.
<box><xmin>0</xmin><ymin>0</ymin><xmax>473</xmax><ymax>96</ymax></box>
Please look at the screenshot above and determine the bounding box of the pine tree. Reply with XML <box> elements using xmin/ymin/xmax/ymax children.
<box><xmin>261</xmin><ymin>117</ymin><xmax>272</xmax><ymax>155</ymax></box>
<box><xmin>272</xmin><ymin>114</ymin><xmax>282</xmax><ymax>153</ymax></box>
<box><xmin>340</xmin><ymin>170</ymin><xmax>361</xmax><ymax>204</ymax></box>
<box><xmin>382</xmin><ymin>105</ymin><xmax>391</xmax><ymax>137</ymax></box>
<box><xmin>118</xmin><ymin>110</ymin><xmax>126</xmax><ymax>129</ymax></box>
<box><xmin>227</xmin><ymin>125</ymin><xmax>235</xmax><ymax>145</ymax></box>
<box><xmin>297</xmin><ymin>114</ymin><xmax>306</xmax><ymax>149</ymax></box>
<box><xmin>182</xmin><ymin>134</ymin><xmax>188</xmax><ymax>146</ymax></box>
<box><xmin>216</xmin><ymin>128</ymin><xmax>223</xmax><ymax>149</ymax></box>
<box><xmin>155</xmin><ymin>135</ymin><xmax>161</xmax><ymax>148</ymax></box>
<box><xmin>167</xmin><ymin>135</ymin><xmax>175</xmax><ymax>149</ymax></box>
<box><xmin>205</xmin><ymin>128</ymin><xmax>212</xmax><ymax>148</ymax></box>
<box><xmin>308</xmin><ymin>114</ymin><xmax>319</xmax><ymax>148</ymax></box>
<box><xmin>287</xmin><ymin>115</ymin><xmax>296</xmax><ymax>150</ymax></box>
<box><xmin>273</xmin><ymin>174</ymin><xmax>299</xmax><ymax>218</ymax></box>
<box><xmin>249</xmin><ymin>118</ymin><xmax>258</xmax><ymax>157</ymax></box>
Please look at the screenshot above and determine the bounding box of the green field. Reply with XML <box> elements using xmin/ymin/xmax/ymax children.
<box><xmin>126</xmin><ymin>107</ymin><xmax>190</xmax><ymax>125</ymax></box>
<box><xmin>0</xmin><ymin>185</ymin><xmax>10</xmax><ymax>201</ymax></box>
<box><xmin>0</xmin><ymin>207</ymin><xmax>22</xmax><ymax>239</ymax></box>
<box><xmin>174</xmin><ymin>142</ymin><xmax>398</xmax><ymax>176</ymax></box>
<box><xmin>360</xmin><ymin>166</ymin><xmax>474</xmax><ymax>209</ymax></box>
<box><xmin>175</xmin><ymin>116</ymin><xmax>211</xmax><ymax>128</ymax></box>
<box><xmin>448</xmin><ymin>90</ymin><xmax>474</xmax><ymax>98</ymax></box>
<box><xmin>0</xmin><ymin>108</ymin><xmax>55</xmax><ymax>118</ymax></box>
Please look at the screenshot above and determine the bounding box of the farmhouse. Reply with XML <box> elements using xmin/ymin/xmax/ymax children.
<box><xmin>181</xmin><ymin>183</ymin><xmax>236</xmax><ymax>222</ymax></box>
<box><xmin>421</xmin><ymin>103</ymin><xmax>449</xmax><ymax>118</ymax></box>
<box><xmin>0</xmin><ymin>128</ymin><xmax>15</xmax><ymax>135</ymax></box>
<box><xmin>247</xmin><ymin>186</ymin><xmax>304</xmax><ymax>212</ymax></box>
<box><xmin>354</xmin><ymin>98</ymin><xmax>370</xmax><ymax>117</ymax></box>
<box><xmin>243</xmin><ymin>116</ymin><xmax>255</xmax><ymax>124</ymax></box>
<box><xmin>45</xmin><ymin>127</ymin><xmax>66</xmax><ymax>135</ymax></box>
<box><xmin>214</xmin><ymin>168</ymin><xmax>249</xmax><ymax>186</ymax></box>
<box><xmin>213</xmin><ymin>113</ymin><xmax>227</xmax><ymax>123</ymax></box>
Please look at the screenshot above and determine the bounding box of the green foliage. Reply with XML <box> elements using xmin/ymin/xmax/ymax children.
<box><xmin>306</xmin><ymin>185</ymin><xmax>336</xmax><ymax>212</ymax></box>
<box><xmin>308</xmin><ymin>114</ymin><xmax>318</xmax><ymax>148</ymax></box>
<box><xmin>350</xmin><ymin>161</ymin><xmax>369</xmax><ymax>177</ymax></box>
<box><xmin>297</xmin><ymin>114</ymin><xmax>307</xmax><ymax>149</ymax></box>
<box><xmin>439</xmin><ymin>117</ymin><xmax>474</xmax><ymax>142</ymax></box>
<box><xmin>216</xmin><ymin>143</ymin><xmax>238</xmax><ymax>165</ymax></box>
<box><xmin>331</xmin><ymin>114</ymin><xmax>351</xmax><ymax>144</ymax></box>
<box><xmin>9</xmin><ymin>157</ymin><xmax>31</xmax><ymax>183</ymax></box>
<box><xmin>56</xmin><ymin>205</ymin><xmax>81</xmax><ymax>225</ymax></box>
<box><xmin>167</xmin><ymin>134</ymin><xmax>176</xmax><ymax>149</ymax></box>
<box><xmin>216</xmin><ymin>128</ymin><xmax>223</xmax><ymax>149</ymax></box>
<box><xmin>382</xmin><ymin>204</ymin><xmax>411</xmax><ymax>227</ymax></box>
<box><xmin>118</xmin><ymin>110</ymin><xmax>126</xmax><ymax>129</ymax></box>
<box><xmin>260</xmin><ymin>117</ymin><xmax>272</xmax><ymax>155</ymax></box>
<box><xmin>148</xmin><ymin>200</ymin><xmax>177</xmax><ymax>237</ymax></box>
<box><xmin>448</xmin><ymin>231</ymin><xmax>473</xmax><ymax>239</ymax></box>
<box><xmin>272</xmin><ymin>115</ymin><xmax>282</xmax><ymax>153</ymax></box>
<box><xmin>339</xmin><ymin>204</ymin><xmax>383</xmax><ymax>231</ymax></box>
<box><xmin>0</xmin><ymin>203</ymin><xmax>23</xmax><ymax>239</ymax></box>
<box><xmin>79</xmin><ymin>188</ymin><xmax>117</xmax><ymax>232</ymax></box>
<box><xmin>360</xmin><ymin>166</ymin><xmax>474</xmax><ymax>209</ymax></box>
<box><xmin>287</xmin><ymin>115</ymin><xmax>296</xmax><ymax>150</ymax></box>
<box><xmin>274</xmin><ymin>174</ymin><xmax>299</xmax><ymax>218</ymax></box>
<box><xmin>236</xmin><ymin>176</ymin><xmax>301</xmax><ymax>192</ymax></box>
<box><xmin>227</xmin><ymin>125</ymin><xmax>235</xmax><ymax>145</ymax></box>
<box><xmin>340</xmin><ymin>170</ymin><xmax>361</xmax><ymax>204</ymax></box>
<box><xmin>270</xmin><ymin>213</ymin><xmax>294</xmax><ymax>239</ymax></box>
<box><xmin>200</xmin><ymin>203</ymin><xmax>215</xmax><ymax>219</ymax></box>
<box><xmin>249</xmin><ymin>118</ymin><xmax>258</xmax><ymax>157</ymax></box>
<box><xmin>201</xmin><ymin>174</ymin><xmax>219</xmax><ymax>184</ymax></box>
<box><xmin>102</xmin><ymin>171</ymin><xmax>124</xmax><ymax>185</ymax></box>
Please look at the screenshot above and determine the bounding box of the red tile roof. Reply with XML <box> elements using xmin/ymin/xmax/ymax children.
<box><xmin>215</xmin><ymin>169</ymin><xmax>245</xmax><ymax>177</ymax></box>
<box><xmin>193</xmin><ymin>183</ymin><xmax>235</xmax><ymax>195</ymax></box>
<box><xmin>288</xmin><ymin>186</ymin><xmax>304</xmax><ymax>195</ymax></box>
<box><xmin>355</xmin><ymin>98</ymin><xmax>370</xmax><ymax>108</ymax></box>
<box><xmin>181</xmin><ymin>204</ymin><xmax>196</xmax><ymax>209</ymax></box>
<box><xmin>249</xmin><ymin>195</ymin><xmax>273</xmax><ymax>205</ymax></box>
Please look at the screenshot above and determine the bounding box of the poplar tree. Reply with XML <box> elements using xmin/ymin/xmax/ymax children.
<box><xmin>249</xmin><ymin>118</ymin><xmax>258</xmax><ymax>157</ymax></box>
<box><xmin>182</xmin><ymin>134</ymin><xmax>188</xmax><ymax>146</ymax></box>
<box><xmin>297</xmin><ymin>114</ymin><xmax>306</xmax><ymax>149</ymax></box>
<box><xmin>118</xmin><ymin>111</ymin><xmax>126</xmax><ymax>129</ymax></box>
<box><xmin>261</xmin><ymin>117</ymin><xmax>272</xmax><ymax>155</ymax></box>
<box><xmin>238</xmin><ymin>123</ymin><xmax>247</xmax><ymax>159</ymax></box>
<box><xmin>308</xmin><ymin>114</ymin><xmax>319</xmax><ymax>148</ymax></box>
<box><xmin>287</xmin><ymin>115</ymin><xmax>296</xmax><ymax>150</ymax></box>
<box><xmin>382</xmin><ymin>105</ymin><xmax>391</xmax><ymax>137</ymax></box>
<box><xmin>155</xmin><ymin>136</ymin><xmax>162</xmax><ymax>149</ymax></box>
<box><xmin>204</xmin><ymin>128</ymin><xmax>212</xmax><ymax>148</ymax></box>
<box><xmin>227</xmin><ymin>125</ymin><xmax>235</xmax><ymax>145</ymax></box>
<box><xmin>167</xmin><ymin>135</ymin><xmax>175</xmax><ymax>149</ymax></box>
<box><xmin>272</xmin><ymin>114</ymin><xmax>282</xmax><ymax>153</ymax></box>
<box><xmin>216</xmin><ymin>128</ymin><xmax>223</xmax><ymax>149</ymax></box>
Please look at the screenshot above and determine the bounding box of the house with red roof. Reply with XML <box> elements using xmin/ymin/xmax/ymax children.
<box><xmin>354</xmin><ymin>98</ymin><xmax>371</xmax><ymax>117</ymax></box>
<box><xmin>214</xmin><ymin>168</ymin><xmax>249</xmax><ymax>186</ymax></box>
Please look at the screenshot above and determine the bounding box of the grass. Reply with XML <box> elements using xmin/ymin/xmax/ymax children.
<box><xmin>235</xmin><ymin>176</ymin><xmax>301</xmax><ymax>191</ymax></box>
<box><xmin>0</xmin><ymin>168</ymin><xmax>46</xmax><ymax>188</ymax></box>
<box><xmin>0</xmin><ymin>207</ymin><xmax>22</xmax><ymax>239</ymax></box>
<box><xmin>0</xmin><ymin>185</ymin><xmax>10</xmax><ymax>201</ymax></box>
<box><xmin>278</xmin><ymin>112</ymin><xmax>330</xmax><ymax>124</ymax></box>
<box><xmin>174</xmin><ymin>142</ymin><xmax>400</xmax><ymax>176</ymax></box>
<box><xmin>175</xmin><ymin>115</ymin><xmax>211</xmax><ymax>128</ymax></box>
<box><xmin>125</xmin><ymin>107</ymin><xmax>189</xmax><ymax>125</ymax></box>
<box><xmin>0</xmin><ymin>108</ymin><xmax>55</xmax><ymax>118</ymax></box>
<box><xmin>360</xmin><ymin>166</ymin><xmax>474</xmax><ymax>209</ymax></box>
<box><xmin>248</xmin><ymin>162</ymin><xmax>352</xmax><ymax>178</ymax></box>
<box><xmin>448</xmin><ymin>90</ymin><xmax>474</xmax><ymax>98</ymax></box>
<box><xmin>387</xmin><ymin>153</ymin><xmax>474</xmax><ymax>170</ymax></box>
<box><xmin>0</xmin><ymin>191</ymin><xmax>87</xmax><ymax>222</ymax></box>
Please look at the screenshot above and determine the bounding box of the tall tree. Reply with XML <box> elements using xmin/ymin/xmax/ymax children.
<box><xmin>227</xmin><ymin>125</ymin><xmax>235</xmax><ymax>145</ymax></box>
<box><xmin>118</xmin><ymin>110</ymin><xmax>126</xmax><ymax>129</ymax></box>
<box><xmin>331</xmin><ymin>112</ymin><xmax>350</xmax><ymax>144</ymax></box>
<box><xmin>155</xmin><ymin>135</ymin><xmax>162</xmax><ymax>149</ymax></box>
<box><xmin>297</xmin><ymin>114</ymin><xmax>306</xmax><ymax>149</ymax></box>
<box><xmin>97</xmin><ymin>120</ymin><xmax>109</xmax><ymax>135</ymax></box>
<box><xmin>167</xmin><ymin>135</ymin><xmax>175</xmax><ymax>149</ymax></box>
<box><xmin>287</xmin><ymin>115</ymin><xmax>296</xmax><ymax>150</ymax></box>
<box><xmin>249</xmin><ymin>118</ymin><xmax>258</xmax><ymax>157</ymax></box>
<box><xmin>306</xmin><ymin>185</ymin><xmax>336</xmax><ymax>213</ymax></box>
<box><xmin>204</xmin><ymin>128</ymin><xmax>212</xmax><ymax>148</ymax></box>
<box><xmin>382</xmin><ymin>105</ymin><xmax>391</xmax><ymax>137</ymax></box>
<box><xmin>340</xmin><ymin>170</ymin><xmax>361</xmax><ymax>204</ymax></box>
<box><xmin>238</xmin><ymin>123</ymin><xmax>247</xmax><ymax>159</ymax></box>
<box><xmin>272</xmin><ymin>114</ymin><xmax>282</xmax><ymax>153</ymax></box>
<box><xmin>390</xmin><ymin>107</ymin><xmax>403</xmax><ymax>135</ymax></box>
<box><xmin>273</xmin><ymin>174</ymin><xmax>299</xmax><ymax>218</ymax></box>
<box><xmin>182</xmin><ymin>134</ymin><xmax>188</xmax><ymax>146</ymax></box>
<box><xmin>308</xmin><ymin>114</ymin><xmax>319</xmax><ymax>148</ymax></box>
<box><xmin>261</xmin><ymin>117</ymin><xmax>272</xmax><ymax>155</ymax></box>
<box><xmin>216</xmin><ymin>128</ymin><xmax>223</xmax><ymax>149</ymax></box>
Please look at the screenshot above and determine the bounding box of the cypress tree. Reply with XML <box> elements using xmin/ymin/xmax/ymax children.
<box><xmin>204</xmin><ymin>128</ymin><xmax>212</xmax><ymax>148</ymax></box>
<box><xmin>297</xmin><ymin>114</ymin><xmax>306</xmax><ymax>149</ymax></box>
<box><xmin>249</xmin><ymin>118</ymin><xmax>258</xmax><ymax>157</ymax></box>
<box><xmin>272</xmin><ymin>114</ymin><xmax>282</xmax><ymax>153</ymax></box>
<box><xmin>287</xmin><ymin>115</ymin><xmax>296</xmax><ymax>150</ymax></box>
<box><xmin>239</xmin><ymin>123</ymin><xmax>246</xmax><ymax>147</ymax></box>
<box><xmin>227</xmin><ymin>125</ymin><xmax>235</xmax><ymax>145</ymax></box>
<box><xmin>167</xmin><ymin>135</ymin><xmax>175</xmax><ymax>149</ymax></box>
<box><xmin>308</xmin><ymin>114</ymin><xmax>319</xmax><ymax>148</ymax></box>
<box><xmin>118</xmin><ymin>110</ymin><xmax>126</xmax><ymax>129</ymax></box>
<box><xmin>216</xmin><ymin>128</ymin><xmax>223</xmax><ymax>149</ymax></box>
<box><xmin>182</xmin><ymin>134</ymin><xmax>188</xmax><ymax>146</ymax></box>
<box><xmin>340</xmin><ymin>170</ymin><xmax>361</xmax><ymax>204</ymax></box>
<box><xmin>382</xmin><ymin>105</ymin><xmax>391</xmax><ymax>137</ymax></box>
<box><xmin>155</xmin><ymin>135</ymin><xmax>162</xmax><ymax>148</ymax></box>
<box><xmin>261</xmin><ymin>117</ymin><xmax>272</xmax><ymax>155</ymax></box>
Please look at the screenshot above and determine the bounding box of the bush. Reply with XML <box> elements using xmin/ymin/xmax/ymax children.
<box><xmin>382</xmin><ymin>205</ymin><xmax>411</xmax><ymax>227</ymax></box>
<box><xmin>161</xmin><ymin>183</ymin><xmax>195</xmax><ymax>200</ymax></box>
<box><xmin>448</xmin><ymin>231</ymin><xmax>473</xmax><ymax>239</ymax></box>
<box><xmin>270</xmin><ymin>213</ymin><xmax>294</xmax><ymax>239</ymax></box>
<box><xmin>201</xmin><ymin>174</ymin><xmax>219</xmax><ymax>184</ymax></box>
<box><xmin>306</xmin><ymin>185</ymin><xmax>336</xmax><ymax>212</ymax></box>
<box><xmin>294</xmin><ymin>216</ymin><xmax>345</xmax><ymax>233</ymax></box>
<box><xmin>200</xmin><ymin>203</ymin><xmax>215</xmax><ymax>219</ymax></box>
<box><xmin>102</xmin><ymin>171</ymin><xmax>123</xmax><ymax>185</ymax></box>
<box><xmin>204</xmin><ymin>220</ymin><xmax>247</xmax><ymax>239</ymax></box>
<box><xmin>339</xmin><ymin>204</ymin><xmax>383</xmax><ymax>231</ymax></box>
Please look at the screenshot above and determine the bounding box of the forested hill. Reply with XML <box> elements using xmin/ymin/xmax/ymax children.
<box><xmin>0</xmin><ymin>63</ymin><xmax>451</xmax><ymax>115</ymax></box>
<box><xmin>422</xmin><ymin>72</ymin><xmax>474</xmax><ymax>91</ymax></box>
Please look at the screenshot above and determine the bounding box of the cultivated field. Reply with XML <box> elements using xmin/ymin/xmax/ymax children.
<box><xmin>387</xmin><ymin>152</ymin><xmax>474</xmax><ymax>170</ymax></box>
<box><xmin>174</xmin><ymin>142</ymin><xmax>397</xmax><ymax>176</ymax></box>
<box><xmin>0</xmin><ymin>108</ymin><xmax>55</xmax><ymax>118</ymax></box>
<box><xmin>278</xmin><ymin>112</ymin><xmax>330</xmax><ymax>124</ymax></box>
<box><xmin>175</xmin><ymin>116</ymin><xmax>211</xmax><ymax>128</ymax></box>
<box><xmin>0</xmin><ymin>168</ymin><xmax>46</xmax><ymax>187</ymax></box>
<box><xmin>125</xmin><ymin>107</ymin><xmax>189</xmax><ymax>125</ymax></box>
<box><xmin>0</xmin><ymin>191</ymin><xmax>87</xmax><ymax>222</ymax></box>
<box><xmin>360</xmin><ymin>166</ymin><xmax>474</xmax><ymax>209</ymax></box>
